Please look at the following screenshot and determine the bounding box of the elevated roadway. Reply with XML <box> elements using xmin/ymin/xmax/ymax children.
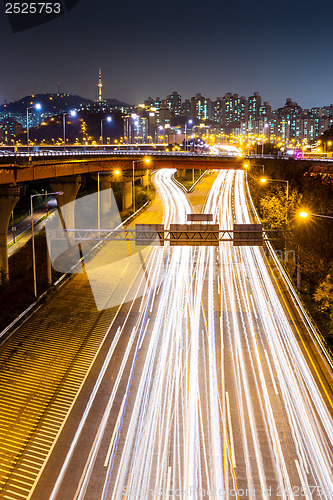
<box><xmin>1</xmin><ymin>149</ymin><xmax>333</xmax><ymax>185</ymax></box>
<box><xmin>0</xmin><ymin>151</ymin><xmax>243</xmax><ymax>185</ymax></box>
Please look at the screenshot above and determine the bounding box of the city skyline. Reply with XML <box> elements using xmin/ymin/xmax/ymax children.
<box><xmin>1</xmin><ymin>0</ymin><xmax>333</xmax><ymax>109</ymax></box>
<box><xmin>1</xmin><ymin>85</ymin><xmax>332</xmax><ymax>114</ymax></box>
<box><xmin>1</xmin><ymin>72</ymin><xmax>333</xmax><ymax>113</ymax></box>
<box><xmin>0</xmin><ymin>0</ymin><xmax>333</xmax><ymax>495</ymax></box>
<box><xmin>2</xmin><ymin>88</ymin><xmax>333</xmax><ymax>145</ymax></box>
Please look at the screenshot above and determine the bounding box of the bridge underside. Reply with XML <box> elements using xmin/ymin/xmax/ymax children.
<box><xmin>0</xmin><ymin>157</ymin><xmax>243</xmax><ymax>185</ymax></box>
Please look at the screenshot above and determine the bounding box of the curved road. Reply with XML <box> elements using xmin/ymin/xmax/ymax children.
<box><xmin>26</xmin><ymin>169</ymin><xmax>333</xmax><ymax>499</ymax></box>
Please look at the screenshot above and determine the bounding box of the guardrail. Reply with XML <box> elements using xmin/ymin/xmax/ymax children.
<box><xmin>1</xmin><ymin>150</ymin><xmax>333</xmax><ymax>163</ymax></box>
<box><xmin>0</xmin><ymin>150</ymin><xmax>241</xmax><ymax>158</ymax></box>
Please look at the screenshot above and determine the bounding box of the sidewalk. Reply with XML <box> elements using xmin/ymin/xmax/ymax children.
<box><xmin>7</xmin><ymin>198</ymin><xmax>57</xmax><ymax>257</ymax></box>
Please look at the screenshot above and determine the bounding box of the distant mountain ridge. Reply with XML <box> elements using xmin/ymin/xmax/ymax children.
<box><xmin>0</xmin><ymin>94</ymin><xmax>131</xmax><ymax>113</ymax></box>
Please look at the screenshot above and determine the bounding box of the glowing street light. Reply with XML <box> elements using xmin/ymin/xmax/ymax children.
<box><xmin>101</xmin><ymin>116</ymin><xmax>112</xmax><ymax>144</ymax></box>
<box><xmin>158</xmin><ymin>125</ymin><xmax>165</xmax><ymax>144</ymax></box>
<box><xmin>298</xmin><ymin>210</ymin><xmax>333</xmax><ymax>220</ymax></box>
<box><xmin>260</xmin><ymin>177</ymin><xmax>289</xmax><ymax>199</ymax></box>
<box><xmin>62</xmin><ymin>110</ymin><xmax>77</xmax><ymax>150</ymax></box>
<box><xmin>185</xmin><ymin>119</ymin><xmax>193</xmax><ymax>152</ymax></box>
<box><xmin>26</xmin><ymin>103</ymin><xmax>42</xmax><ymax>153</ymax></box>
<box><xmin>244</xmin><ymin>163</ymin><xmax>265</xmax><ymax>174</ymax></box>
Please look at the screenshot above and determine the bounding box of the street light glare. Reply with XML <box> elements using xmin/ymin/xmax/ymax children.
<box><xmin>35</xmin><ymin>103</ymin><xmax>42</xmax><ymax>110</ymax></box>
<box><xmin>70</xmin><ymin>110</ymin><xmax>77</xmax><ymax>117</ymax></box>
<box><xmin>260</xmin><ymin>178</ymin><xmax>267</xmax><ymax>183</ymax></box>
<box><xmin>106</xmin><ymin>116</ymin><xmax>112</xmax><ymax>122</ymax></box>
<box><xmin>144</xmin><ymin>157</ymin><xmax>151</xmax><ymax>164</ymax></box>
<box><xmin>299</xmin><ymin>211</ymin><xmax>309</xmax><ymax>218</ymax></box>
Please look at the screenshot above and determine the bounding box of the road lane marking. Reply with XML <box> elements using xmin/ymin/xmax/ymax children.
<box><xmin>139</xmin><ymin>318</ymin><xmax>150</xmax><ymax>350</ymax></box>
<box><xmin>249</xmin><ymin>294</ymin><xmax>258</xmax><ymax>320</ymax></box>
<box><xmin>295</xmin><ymin>459</ymin><xmax>310</xmax><ymax>500</ymax></box>
<box><xmin>104</xmin><ymin>394</ymin><xmax>127</xmax><ymax>467</ymax></box>
<box><xmin>264</xmin><ymin>349</ymin><xmax>279</xmax><ymax>396</ymax></box>
<box><xmin>165</xmin><ymin>466</ymin><xmax>172</xmax><ymax>500</ymax></box>
<box><xmin>225</xmin><ymin>392</ymin><xmax>236</xmax><ymax>468</ymax></box>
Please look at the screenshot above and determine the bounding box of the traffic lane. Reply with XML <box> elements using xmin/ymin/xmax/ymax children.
<box><xmin>35</xmin><ymin>170</ymin><xmax>187</xmax><ymax>498</ymax></box>
<box><xmin>33</xmin><ymin>244</ymin><xmax>166</xmax><ymax>499</ymax></box>
<box><xmin>262</xmin><ymin>247</ymin><xmax>333</xmax><ymax>418</ymax></box>
<box><xmin>232</xmin><ymin>243</ymin><xmax>332</xmax><ymax>496</ymax></box>
<box><xmin>235</xmin><ymin>170</ymin><xmax>333</xmax><ymax>418</ymax></box>
<box><xmin>30</xmin><ymin>292</ymin><xmax>147</xmax><ymax>500</ymax></box>
<box><xmin>100</xmin><ymin>247</ymin><xmax>222</xmax><ymax>497</ymax></box>
<box><xmin>219</xmin><ymin>253</ymin><xmax>305</xmax><ymax>498</ymax></box>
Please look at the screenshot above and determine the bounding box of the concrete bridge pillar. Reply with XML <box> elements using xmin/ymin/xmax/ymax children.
<box><xmin>122</xmin><ymin>180</ymin><xmax>133</xmax><ymax>211</ymax></box>
<box><xmin>50</xmin><ymin>175</ymin><xmax>81</xmax><ymax>229</ymax></box>
<box><xmin>0</xmin><ymin>185</ymin><xmax>20</xmax><ymax>282</ymax></box>
<box><xmin>141</xmin><ymin>170</ymin><xmax>149</xmax><ymax>188</ymax></box>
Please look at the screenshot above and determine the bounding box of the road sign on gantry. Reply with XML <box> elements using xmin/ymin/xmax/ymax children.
<box><xmin>233</xmin><ymin>224</ymin><xmax>263</xmax><ymax>246</ymax></box>
<box><xmin>169</xmin><ymin>224</ymin><xmax>219</xmax><ymax>246</ymax></box>
<box><xmin>187</xmin><ymin>214</ymin><xmax>213</xmax><ymax>222</ymax></box>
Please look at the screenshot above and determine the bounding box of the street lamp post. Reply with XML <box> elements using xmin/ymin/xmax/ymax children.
<box><xmin>62</xmin><ymin>110</ymin><xmax>77</xmax><ymax>151</ymax></box>
<box><xmin>297</xmin><ymin>211</ymin><xmax>332</xmax><ymax>290</ymax></box>
<box><xmin>262</xmin><ymin>123</ymin><xmax>269</xmax><ymax>156</ymax></box>
<box><xmin>260</xmin><ymin>177</ymin><xmax>289</xmax><ymax>200</ymax></box>
<box><xmin>26</xmin><ymin>103</ymin><xmax>41</xmax><ymax>154</ymax></box>
<box><xmin>126</xmin><ymin>117</ymin><xmax>130</xmax><ymax>150</ymax></box>
<box><xmin>30</xmin><ymin>191</ymin><xmax>63</xmax><ymax>298</ymax></box>
<box><xmin>184</xmin><ymin>119</ymin><xmax>193</xmax><ymax>152</ymax></box>
<box><xmin>299</xmin><ymin>211</ymin><xmax>333</xmax><ymax>220</ymax></box>
<box><xmin>100</xmin><ymin>116</ymin><xmax>112</xmax><ymax>145</ymax></box>
<box><xmin>97</xmin><ymin>170</ymin><xmax>109</xmax><ymax>233</ymax></box>
<box><xmin>158</xmin><ymin>125</ymin><xmax>164</xmax><ymax>144</ymax></box>
<box><xmin>132</xmin><ymin>157</ymin><xmax>151</xmax><ymax>213</ymax></box>
<box><xmin>244</xmin><ymin>163</ymin><xmax>264</xmax><ymax>175</ymax></box>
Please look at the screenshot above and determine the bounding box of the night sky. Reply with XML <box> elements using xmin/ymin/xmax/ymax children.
<box><xmin>1</xmin><ymin>0</ymin><xmax>333</xmax><ymax>109</ymax></box>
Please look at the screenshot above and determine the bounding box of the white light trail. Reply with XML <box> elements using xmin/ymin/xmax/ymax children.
<box><xmin>54</xmin><ymin>168</ymin><xmax>333</xmax><ymax>500</ymax></box>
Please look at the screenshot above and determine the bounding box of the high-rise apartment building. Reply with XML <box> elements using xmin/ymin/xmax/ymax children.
<box><xmin>222</xmin><ymin>93</ymin><xmax>248</xmax><ymax>127</ymax></box>
<box><xmin>248</xmin><ymin>92</ymin><xmax>262</xmax><ymax>119</ymax></box>
<box><xmin>190</xmin><ymin>93</ymin><xmax>212</xmax><ymax>121</ymax></box>
<box><xmin>213</xmin><ymin>97</ymin><xmax>223</xmax><ymax>125</ymax></box>
<box><xmin>181</xmin><ymin>99</ymin><xmax>191</xmax><ymax>118</ymax></box>
<box><xmin>166</xmin><ymin>91</ymin><xmax>181</xmax><ymax>117</ymax></box>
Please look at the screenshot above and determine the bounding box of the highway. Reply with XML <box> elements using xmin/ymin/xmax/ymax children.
<box><xmin>28</xmin><ymin>168</ymin><xmax>333</xmax><ymax>500</ymax></box>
